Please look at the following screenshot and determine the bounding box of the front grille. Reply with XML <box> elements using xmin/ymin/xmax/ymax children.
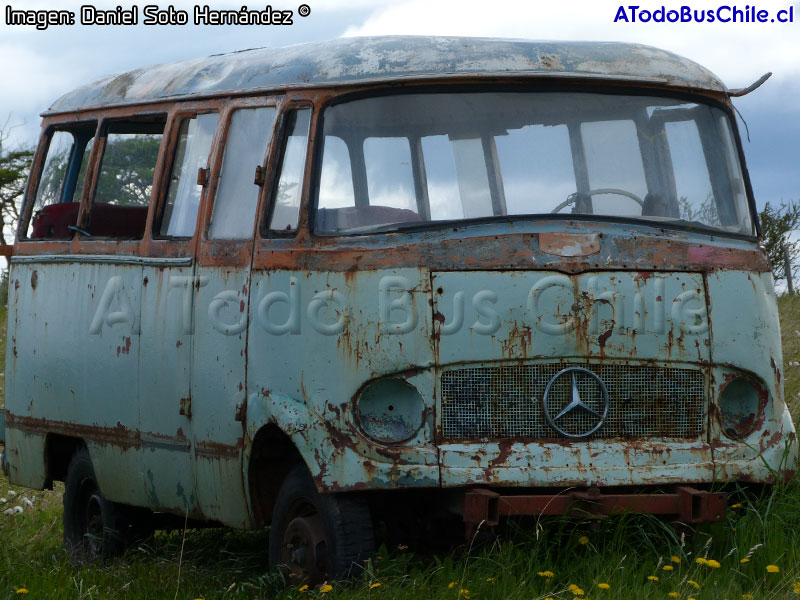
<box><xmin>440</xmin><ymin>363</ymin><xmax>705</xmax><ymax>440</ymax></box>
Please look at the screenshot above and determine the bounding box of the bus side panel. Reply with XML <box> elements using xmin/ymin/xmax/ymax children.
<box><xmin>138</xmin><ymin>262</ymin><xmax>198</xmax><ymax>515</ymax></box>
<box><xmin>190</xmin><ymin>266</ymin><xmax>250</xmax><ymax>528</ymax></box>
<box><xmin>5</xmin><ymin>259</ymin><xmax>146</xmax><ymax>504</ymax></box>
<box><xmin>707</xmin><ymin>270</ymin><xmax>798</xmax><ymax>479</ymax></box>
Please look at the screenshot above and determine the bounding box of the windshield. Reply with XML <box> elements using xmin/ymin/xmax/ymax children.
<box><xmin>314</xmin><ymin>91</ymin><xmax>753</xmax><ymax>236</ymax></box>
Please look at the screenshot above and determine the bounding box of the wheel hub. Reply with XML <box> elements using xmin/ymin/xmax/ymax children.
<box><xmin>280</xmin><ymin>511</ymin><xmax>328</xmax><ymax>584</ymax></box>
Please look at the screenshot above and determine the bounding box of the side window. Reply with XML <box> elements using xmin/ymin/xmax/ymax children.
<box><xmin>496</xmin><ymin>124</ymin><xmax>576</xmax><ymax>215</ymax></box>
<box><xmin>27</xmin><ymin>125</ymin><xmax>95</xmax><ymax>239</ymax></box>
<box><xmin>421</xmin><ymin>135</ymin><xmax>461</xmax><ymax>221</ymax></box>
<box><xmin>209</xmin><ymin>106</ymin><xmax>276</xmax><ymax>239</ymax></box>
<box><xmin>318</xmin><ymin>136</ymin><xmax>354</xmax><ymax>208</ymax></box>
<box><xmin>581</xmin><ymin>120</ymin><xmax>648</xmax><ymax>216</ymax></box>
<box><xmin>88</xmin><ymin>119</ymin><xmax>165</xmax><ymax>239</ymax></box>
<box><xmin>665</xmin><ymin>119</ymin><xmax>719</xmax><ymax>226</ymax></box>
<box><xmin>363</xmin><ymin>137</ymin><xmax>417</xmax><ymax>211</ymax></box>
<box><xmin>160</xmin><ymin>113</ymin><xmax>219</xmax><ymax>237</ymax></box>
<box><xmin>269</xmin><ymin>109</ymin><xmax>311</xmax><ymax>233</ymax></box>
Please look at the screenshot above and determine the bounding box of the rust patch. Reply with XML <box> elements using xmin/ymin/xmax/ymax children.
<box><xmin>195</xmin><ymin>438</ymin><xmax>242</xmax><ymax>459</ymax></box>
<box><xmin>539</xmin><ymin>232</ymin><xmax>600</xmax><ymax>257</ymax></box>
<box><xmin>179</xmin><ymin>395</ymin><xmax>192</xmax><ymax>417</ymax></box>
<box><xmin>30</xmin><ymin>269</ymin><xmax>38</xmax><ymax>289</ymax></box>
<box><xmin>6</xmin><ymin>413</ymin><xmax>141</xmax><ymax>450</ymax></box>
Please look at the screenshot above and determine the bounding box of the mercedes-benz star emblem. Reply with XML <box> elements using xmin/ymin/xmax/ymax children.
<box><xmin>542</xmin><ymin>367</ymin><xmax>609</xmax><ymax>438</ymax></box>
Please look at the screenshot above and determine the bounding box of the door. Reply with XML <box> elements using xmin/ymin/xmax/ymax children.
<box><xmin>137</xmin><ymin>106</ymin><xmax>220</xmax><ymax>514</ymax></box>
<box><xmin>191</xmin><ymin>98</ymin><xmax>279</xmax><ymax>526</ymax></box>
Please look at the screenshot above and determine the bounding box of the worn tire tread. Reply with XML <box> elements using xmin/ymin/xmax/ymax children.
<box><xmin>268</xmin><ymin>463</ymin><xmax>376</xmax><ymax>582</ymax></box>
<box><xmin>63</xmin><ymin>448</ymin><xmax>151</xmax><ymax>561</ymax></box>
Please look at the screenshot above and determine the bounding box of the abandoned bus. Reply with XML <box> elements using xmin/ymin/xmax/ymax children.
<box><xmin>1</xmin><ymin>36</ymin><xmax>796</xmax><ymax>582</ymax></box>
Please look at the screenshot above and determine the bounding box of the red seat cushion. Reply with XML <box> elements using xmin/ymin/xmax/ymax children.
<box><xmin>87</xmin><ymin>204</ymin><xmax>148</xmax><ymax>238</ymax></box>
<box><xmin>30</xmin><ymin>202</ymin><xmax>80</xmax><ymax>239</ymax></box>
<box><xmin>29</xmin><ymin>202</ymin><xmax>148</xmax><ymax>239</ymax></box>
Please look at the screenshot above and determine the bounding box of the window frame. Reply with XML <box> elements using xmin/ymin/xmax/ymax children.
<box><xmin>260</xmin><ymin>100</ymin><xmax>314</xmax><ymax>239</ymax></box>
<box><xmin>152</xmin><ymin>108</ymin><xmax>221</xmax><ymax>241</ymax></box>
<box><xmin>19</xmin><ymin>120</ymin><xmax>99</xmax><ymax>242</ymax></box>
<box><xmin>203</xmin><ymin>100</ymin><xmax>279</xmax><ymax>241</ymax></box>
<box><xmin>77</xmin><ymin>114</ymin><xmax>168</xmax><ymax>241</ymax></box>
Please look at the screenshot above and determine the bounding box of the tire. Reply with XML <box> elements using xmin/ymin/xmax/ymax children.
<box><xmin>268</xmin><ymin>463</ymin><xmax>376</xmax><ymax>585</ymax></box>
<box><xmin>63</xmin><ymin>448</ymin><xmax>152</xmax><ymax>562</ymax></box>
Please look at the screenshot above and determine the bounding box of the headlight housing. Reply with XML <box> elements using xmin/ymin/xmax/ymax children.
<box><xmin>356</xmin><ymin>378</ymin><xmax>425</xmax><ymax>444</ymax></box>
<box><xmin>719</xmin><ymin>375</ymin><xmax>765</xmax><ymax>439</ymax></box>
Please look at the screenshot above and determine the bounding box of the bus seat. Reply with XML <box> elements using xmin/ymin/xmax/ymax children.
<box><xmin>87</xmin><ymin>204</ymin><xmax>149</xmax><ymax>238</ymax></box>
<box><xmin>30</xmin><ymin>202</ymin><xmax>80</xmax><ymax>239</ymax></box>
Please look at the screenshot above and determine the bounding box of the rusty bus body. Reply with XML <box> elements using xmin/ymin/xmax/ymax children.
<box><xmin>0</xmin><ymin>36</ymin><xmax>796</xmax><ymax>580</ymax></box>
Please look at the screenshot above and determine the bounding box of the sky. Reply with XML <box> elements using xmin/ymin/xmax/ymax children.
<box><xmin>1</xmin><ymin>0</ymin><xmax>799</xmax><ymax>209</ymax></box>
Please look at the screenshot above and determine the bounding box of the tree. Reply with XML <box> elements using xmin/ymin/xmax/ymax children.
<box><xmin>0</xmin><ymin>127</ymin><xmax>34</xmax><ymax>246</ymax></box>
<box><xmin>759</xmin><ymin>199</ymin><xmax>800</xmax><ymax>287</ymax></box>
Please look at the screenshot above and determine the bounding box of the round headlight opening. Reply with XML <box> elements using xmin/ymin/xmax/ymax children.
<box><xmin>356</xmin><ymin>378</ymin><xmax>425</xmax><ymax>444</ymax></box>
<box><xmin>719</xmin><ymin>377</ymin><xmax>763</xmax><ymax>439</ymax></box>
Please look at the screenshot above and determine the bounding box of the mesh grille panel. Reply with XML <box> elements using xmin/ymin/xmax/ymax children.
<box><xmin>440</xmin><ymin>364</ymin><xmax>704</xmax><ymax>440</ymax></box>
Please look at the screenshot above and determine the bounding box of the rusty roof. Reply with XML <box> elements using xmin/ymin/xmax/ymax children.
<box><xmin>46</xmin><ymin>36</ymin><xmax>727</xmax><ymax>114</ymax></box>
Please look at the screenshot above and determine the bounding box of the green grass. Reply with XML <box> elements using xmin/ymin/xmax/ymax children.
<box><xmin>2</xmin><ymin>298</ymin><xmax>800</xmax><ymax>599</ymax></box>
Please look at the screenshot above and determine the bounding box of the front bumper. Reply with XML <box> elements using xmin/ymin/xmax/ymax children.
<box><xmin>462</xmin><ymin>485</ymin><xmax>727</xmax><ymax>537</ymax></box>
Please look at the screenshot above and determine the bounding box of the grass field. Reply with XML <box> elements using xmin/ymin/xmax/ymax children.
<box><xmin>2</xmin><ymin>297</ymin><xmax>800</xmax><ymax>599</ymax></box>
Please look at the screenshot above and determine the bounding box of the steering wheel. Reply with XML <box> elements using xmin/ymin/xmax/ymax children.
<box><xmin>551</xmin><ymin>188</ymin><xmax>645</xmax><ymax>213</ymax></box>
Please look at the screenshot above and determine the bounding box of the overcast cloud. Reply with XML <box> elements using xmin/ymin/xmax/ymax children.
<box><xmin>2</xmin><ymin>0</ymin><xmax>798</xmax><ymax>206</ymax></box>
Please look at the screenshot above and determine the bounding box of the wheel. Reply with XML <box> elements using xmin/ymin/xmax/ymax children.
<box><xmin>268</xmin><ymin>463</ymin><xmax>376</xmax><ymax>585</ymax></box>
<box><xmin>63</xmin><ymin>448</ymin><xmax>152</xmax><ymax>562</ymax></box>
<box><xmin>551</xmin><ymin>188</ymin><xmax>645</xmax><ymax>213</ymax></box>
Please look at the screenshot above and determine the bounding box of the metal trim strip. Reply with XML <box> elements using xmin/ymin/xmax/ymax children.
<box><xmin>10</xmin><ymin>255</ymin><xmax>193</xmax><ymax>267</ymax></box>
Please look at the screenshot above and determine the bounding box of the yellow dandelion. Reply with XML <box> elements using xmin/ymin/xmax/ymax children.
<box><xmin>571</xmin><ymin>588</ymin><xmax>585</xmax><ymax>596</ymax></box>
<box><xmin>794</xmin><ymin>581</ymin><xmax>800</xmax><ymax>595</ymax></box>
<box><xmin>668</xmin><ymin>593</ymin><xmax>679</xmax><ymax>598</ymax></box>
<box><xmin>731</xmin><ymin>503</ymin><xmax>743</xmax><ymax>509</ymax></box>
<box><xmin>706</xmin><ymin>559</ymin><xmax>721</xmax><ymax>569</ymax></box>
<box><xmin>298</xmin><ymin>585</ymin><xmax>309</xmax><ymax>592</ymax></box>
<box><xmin>740</xmin><ymin>558</ymin><xmax>750</xmax><ymax>564</ymax></box>
<box><xmin>671</xmin><ymin>555</ymin><xmax>681</xmax><ymax>564</ymax></box>
<box><xmin>742</xmin><ymin>595</ymin><xmax>754</xmax><ymax>600</ymax></box>
<box><xmin>459</xmin><ymin>589</ymin><xmax>469</xmax><ymax>597</ymax></box>
<box><xmin>689</xmin><ymin>598</ymin><xmax>697</xmax><ymax>600</ymax></box>
<box><xmin>538</xmin><ymin>571</ymin><xmax>555</xmax><ymax>578</ymax></box>
<box><xmin>767</xmin><ymin>564</ymin><xmax>780</xmax><ymax>573</ymax></box>
<box><xmin>320</xmin><ymin>584</ymin><xmax>333</xmax><ymax>594</ymax></box>
<box><xmin>578</xmin><ymin>536</ymin><xmax>590</xmax><ymax>545</ymax></box>
<box><xmin>448</xmin><ymin>582</ymin><xmax>458</xmax><ymax>589</ymax></box>
<box><xmin>14</xmin><ymin>590</ymin><xmax>29</xmax><ymax>596</ymax></box>
<box><xmin>663</xmin><ymin>565</ymin><xmax>674</xmax><ymax>571</ymax></box>
<box><xmin>486</xmin><ymin>577</ymin><xmax>496</xmax><ymax>583</ymax></box>
<box><xmin>695</xmin><ymin>557</ymin><xmax>709</xmax><ymax>566</ymax></box>
<box><xmin>598</xmin><ymin>583</ymin><xmax>610</xmax><ymax>590</ymax></box>
<box><xmin>648</xmin><ymin>575</ymin><xmax>660</xmax><ymax>582</ymax></box>
<box><xmin>370</xmin><ymin>582</ymin><xmax>381</xmax><ymax>590</ymax></box>
<box><xmin>687</xmin><ymin>580</ymin><xmax>700</xmax><ymax>589</ymax></box>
